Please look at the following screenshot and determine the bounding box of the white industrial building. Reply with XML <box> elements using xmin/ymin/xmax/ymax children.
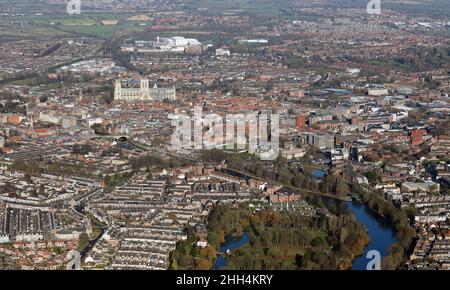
<box><xmin>122</xmin><ymin>36</ymin><xmax>203</xmax><ymax>54</ymax></box>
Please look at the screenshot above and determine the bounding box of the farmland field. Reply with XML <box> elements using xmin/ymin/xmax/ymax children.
<box><xmin>1</xmin><ymin>12</ymin><xmax>152</xmax><ymax>40</ymax></box>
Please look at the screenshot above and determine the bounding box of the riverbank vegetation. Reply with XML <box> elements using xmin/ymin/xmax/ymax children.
<box><xmin>169</xmin><ymin>227</ymin><xmax>217</xmax><ymax>270</ymax></box>
<box><xmin>200</xmin><ymin>149</ymin><xmax>349</xmax><ymax>196</ymax></box>
<box><xmin>199</xmin><ymin>149</ymin><xmax>416</xmax><ymax>269</ymax></box>
<box><xmin>351</xmin><ymin>183</ymin><xmax>417</xmax><ymax>269</ymax></box>
<box><xmin>170</xmin><ymin>203</ymin><xmax>369</xmax><ymax>270</ymax></box>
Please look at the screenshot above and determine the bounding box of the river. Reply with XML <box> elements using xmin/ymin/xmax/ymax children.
<box><xmin>213</xmin><ymin>202</ymin><xmax>397</xmax><ymax>270</ymax></box>
<box><xmin>214</xmin><ymin>232</ymin><xmax>250</xmax><ymax>270</ymax></box>
<box><xmin>346</xmin><ymin>202</ymin><xmax>397</xmax><ymax>270</ymax></box>
<box><xmin>222</xmin><ymin>169</ymin><xmax>397</xmax><ymax>269</ymax></box>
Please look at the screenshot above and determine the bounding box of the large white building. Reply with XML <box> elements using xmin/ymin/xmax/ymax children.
<box><xmin>122</xmin><ymin>36</ymin><xmax>203</xmax><ymax>54</ymax></box>
<box><xmin>114</xmin><ymin>79</ymin><xmax>176</xmax><ymax>102</ymax></box>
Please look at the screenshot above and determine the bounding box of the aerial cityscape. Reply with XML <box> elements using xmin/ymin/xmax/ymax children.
<box><xmin>0</xmin><ymin>0</ymin><xmax>449</xmax><ymax>273</ymax></box>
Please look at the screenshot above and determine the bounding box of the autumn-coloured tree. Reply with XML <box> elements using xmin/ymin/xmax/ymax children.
<box><xmin>199</xmin><ymin>247</ymin><xmax>208</xmax><ymax>257</ymax></box>
<box><xmin>218</xmin><ymin>230</ymin><xmax>225</xmax><ymax>244</ymax></box>
<box><xmin>250</xmin><ymin>215</ymin><xmax>261</xmax><ymax>226</ymax></box>
<box><xmin>206</xmin><ymin>246</ymin><xmax>217</xmax><ymax>260</ymax></box>
<box><xmin>196</xmin><ymin>258</ymin><xmax>212</xmax><ymax>270</ymax></box>
<box><xmin>271</xmin><ymin>212</ymin><xmax>282</xmax><ymax>225</ymax></box>
<box><xmin>240</xmin><ymin>218</ymin><xmax>250</xmax><ymax>228</ymax></box>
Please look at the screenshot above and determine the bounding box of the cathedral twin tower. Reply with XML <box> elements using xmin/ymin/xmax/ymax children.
<box><xmin>114</xmin><ymin>79</ymin><xmax>176</xmax><ymax>102</ymax></box>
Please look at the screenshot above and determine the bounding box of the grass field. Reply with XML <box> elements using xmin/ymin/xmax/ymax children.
<box><xmin>56</xmin><ymin>23</ymin><xmax>147</xmax><ymax>39</ymax></box>
<box><xmin>0</xmin><ymin>25</ymin><xmax>72</xmax><ymax>41</ymax></box>
<box><xmin>56</xmin><ymin>25</ymin><xmax>117</xmax><ymax>38</ymax></box>
<box><xmin>192</xmin><ymin>0</ymin><xmax>289</xmax><ymax>16</ymax></box>
<box><xmin>29</xmin><ymin>17</ymin><xmax>97</xmax><ymax>26</ymax></box>
<box><xmin>5</xmin><ymin>12</ymin><xmax>152</xmax><ymax>39</ymax></box>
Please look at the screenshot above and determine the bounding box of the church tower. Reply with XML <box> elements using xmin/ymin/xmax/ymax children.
<box><xmin>114</xmin><ymin>80</ymin><xmax>122</xmax><ymax>101</ymax></box>
<box><xmin>140</xmin><ymin>79</ymin><xmax>150</xmax><ymax>100</ymax></box>
<box><xmin>78</xmin><ymin>88</ymin><xmax>83</xmax><ymax>103</ymax></box>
